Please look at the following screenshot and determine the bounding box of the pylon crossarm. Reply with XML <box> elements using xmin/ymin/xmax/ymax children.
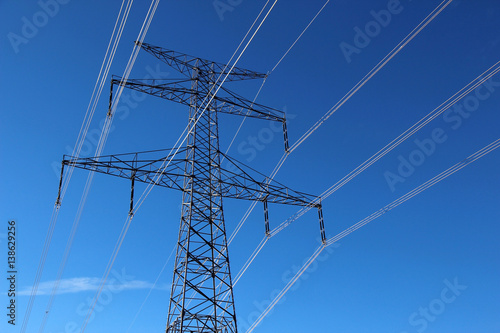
<box><xmin>112</xmin><ymin>76</ymin><xmax>285</xmax><ymax>122</ymax></box>
<box><xmin>215</xmin><ymin>85</ymin><xmax>284</xmax><ymax>122</ymax></box>
<box><xmin>62</xmin><ymin>150</ymin><xmax>319</xmax><ymax>208</ymax></box>
<box><xmin>62</xmin><ymin>148</ymin><xmax>188</xmax><ymax>192</ymax></box>
<box><xmin>137</xmin><ymin>41</ymin><xmax>267</xmax><ymax>81</ymax></box>
<box><xmin>112</xmin><ymin>76</ymin><xmax>195</xmax><ymax>106</ymax></box>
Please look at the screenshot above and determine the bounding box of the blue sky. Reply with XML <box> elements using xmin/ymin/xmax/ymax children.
<box><xmin>1</xmin><ymin>0</ymin><xmax>500</xmax><ymax>332</ymax></box>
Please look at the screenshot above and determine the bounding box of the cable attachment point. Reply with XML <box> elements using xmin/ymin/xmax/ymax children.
<box><xmin>55</xmin><ymin>160</ymin><xmax>65</xmax><ymax>208</ymax></box>
<box><xmin>129</xmin><ymin>170</ymin><xmax>136</xmax><ymax>217</ymax></box>
<box><xmin>282</xmin><ymin>117</ymin><xmax>289</xmax><ymax>153</ymax></box>
<box><xmin>263</xmin><ymin>196</ymin><xmax>270</xmax><ymax>237</ymax></box>
<box><xmin>317</xmin><ymin>201</ymin><xmax>326</xmax><ymax>244</ymax></box>
<box><xmin>107</xmin><ymin>78</ymin><xmax>115</xmax><ymax>118</ymax></box>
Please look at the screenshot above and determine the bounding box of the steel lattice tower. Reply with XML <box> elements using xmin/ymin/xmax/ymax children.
<box><xmin>166</xmin><ymin>50</ymin><xmax>240</xmax><ymax>332</ymax></box>
<box><xmin>60</xmin><ymin>42</ymin><xmax>325</xmax><ymax>332</ymax></box>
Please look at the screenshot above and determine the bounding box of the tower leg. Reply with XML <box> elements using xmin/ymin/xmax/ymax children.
<box><xmin>166</xmin><ymin>75</ymin><xmax>238</xmax><ymax>333</ymax></box>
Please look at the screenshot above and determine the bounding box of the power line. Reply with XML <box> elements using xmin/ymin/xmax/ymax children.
<box><xmin>125</xmin><ymin>246</ymin><xmax>176</xmax><ymax>332</ymax></box>
<box><xmin>78</xmin><ymin>2</ymin><xmax>162</xmax><ymax>332</ymax></box>
<box><xmin>325</xmin><ymin>137</ymin><xmax>500</xmax><ymax>246</ymax></box>
<box><xmin>20</xmin><ymin>2</ymin><xmax>134</xmax><ymax>332</ymax></box>
<box><xmin>227</xmin><ymin>0</ymin><xmax>454</xmax><ymax>251</ymax></box>
<box><xmin>224</xmin><ymin>1</ymin><xmax>455</xmax><ymax>292</ymax></box>
<box><xmin>233</xmin><ymin>61</ymin><xmax>500</xmax><ymax>289</ymax></box>
<box><xmin>246</xmin><ymin>245</ymin><xmax>326</xmax><ymax>333</ymax></box>
<box><xmin>229</xmin><ymin>61</ymin><xmax>500</xmax><ymax>310</ymax></box>
<box><xmin>289</xmin><ymin>0</ymin><xmax>453</xmax><ymax>153</ymax></box>
<box><xmin>30</xmin><ymin>1</ymin><xmax>160</xmax><ymax>332</ymax></box>
<box><xmin>271</xmin><ymin>0</ymin><xmax>331</xmax><ymax>73</ymax></box>
<box><xmin>224</xmin><ymin>0</ymin><xmax>333</xmax><ymax>250</ymax></box>
<box><xmin>246</xmin><ymin>137</ymin><xmax>500</xmax><ymax>332</ymax></box>
<box><xmin>270</xmin><ymin>60</ymin><xmax>500</xmax><ymax>237</ymax></box>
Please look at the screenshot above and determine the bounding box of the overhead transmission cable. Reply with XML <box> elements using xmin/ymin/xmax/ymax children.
<box><xmin>246</xmin><ymin>137</ymin><xmax>500</xmax><ymax>332</ymax></box>
<box><xmin>223</xmin><ymin>0</ymin><xmax>330</xmax><ymax>166</ymax></box>
<box><xmin>204</xmin><ymin>0</ymin><xmax>456</xmax><ymax>310</ymax></box>
<box><xmin>225</xmin><ymin>0</ymin><xmax>332</xmax><ymax>248</ymax></box>
<box><xmin>59</xmin><ymin>0</ymin><xmax>134</xmax><ymax>202</ymax></box>
<box><xmin>77</xmin><ymin>2</ymin><xmax>162</xmax><ymax>332</ymax></box>
<box><xmin>227</xmin><ymin>0</ymin><xmax>454</xmax><ymax>259</ymax></box>
<box><xmin>271</xmin><ymin>0</ymin><xmax>330</xmax><ymax>73</ymax></box>
<box><xmin>233</xmin><ymin>59</ymin><xmax>500</xmax><ymax>288</ymax></box>
<box><xmin>19</xmin><ymin>204</ymin><xmax>60</xmax><ymax>333</ymax></box>
<box><xmin>325</xmin><ymin>138</ymin><xmax>500</xmax><ymax>246</ymax></box>
<box><xmin>268</xmin><ymin>0</ymin><xmax>453</xmax><ymax>179</ymax></box>
<box><xmin>97</xmin><ymin>0</ymin><xmax>162</xmax><ymax>154</ymax></box>
<box><xmin>125</xmin><ymin>246</ymin><xmax>176</xmax><ymax>333</ymax></box>
<box><xmin>40</xmin><ymin>2</ymin><xmax>154</xmax><ymax>331</ymax></box>
<box><xmin>214</xmin><ymin>0</ymin><xmax>334</xmax><ymax>309</ymax></box>
<box><xmin>270</xmin><ymin>60</ymin><xmax>500</xmax><ymax>237</ymax></box>
<box><xmin>27</xmin><ymin>1</ymin><xmax>157</xmax><ymax>332</ymax></box>
<box><xmin>289</xmin><ymin>0</ymin><xmax>453</xmax><ymax>153</ymax></box>
<box><xmin>246</xmin><ymin>244</ymin><xmax>326</xmax><ymax>333</ymax></box>
<box><xmin>20</xmin><ymin>2</ymin><xmax>134</xmax><ymax>332</ymax></box>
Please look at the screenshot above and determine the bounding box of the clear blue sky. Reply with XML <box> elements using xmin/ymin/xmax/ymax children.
<box><xmin>1</xmin><ymin>0</ymin><xmax>499</xmax><ymax>332</ymax></box>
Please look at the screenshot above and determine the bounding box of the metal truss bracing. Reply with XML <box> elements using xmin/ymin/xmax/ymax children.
<box><xmin>136</xmin><ymin>41</ymin><xmax>267</xmax><ymax>82</ymax></box>
<box><xmin>61</xmin><ymin>43</ymin><xmax>325</xmax><ymax>333</ymax></box>
<box><xmin>110</xmin><ymin>76</ymin><xmax>286</xmax><ymax>123</ymax></box>
<box><xmin>62</xmin><ymin>148</ymin><xmax>319</xmax><ymax>207</ymax></box>
<box><xmin>166</xmin><ymin>72</ymin><xmax>237</xmax><ymax>332</ymax></box>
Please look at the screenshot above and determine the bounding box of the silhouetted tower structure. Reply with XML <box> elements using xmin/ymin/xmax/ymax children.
<box><xmin>61</xmin><ymin>42</ymin><xmax>325</xmax><ymax>332</ymax></box>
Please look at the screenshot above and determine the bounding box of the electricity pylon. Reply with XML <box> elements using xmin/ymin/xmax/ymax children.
<box><xmin>60</xmin><ymin>42</ymin><xmax>325</xmax><ymax>332</ymax></box>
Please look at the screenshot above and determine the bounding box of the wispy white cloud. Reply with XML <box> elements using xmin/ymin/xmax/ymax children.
<box><xmin>18</xmin><ymin>277</ymin><xmax>169</xmax><ymax>296</ymax></box>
